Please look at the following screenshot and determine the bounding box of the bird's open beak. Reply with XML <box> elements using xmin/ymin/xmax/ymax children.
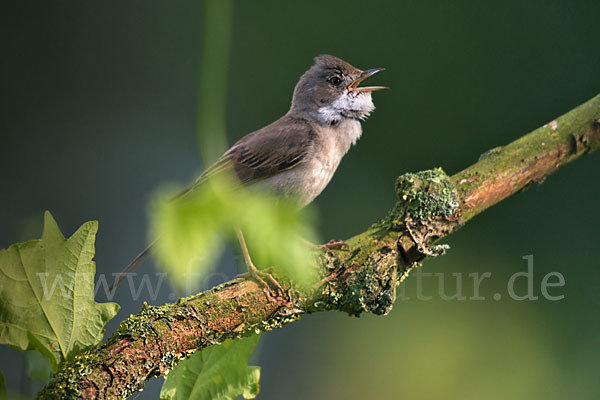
<box><xmin>347</xmin><ymin>68</ymin><xmax>388</xmax><ymax>92</ymax></box>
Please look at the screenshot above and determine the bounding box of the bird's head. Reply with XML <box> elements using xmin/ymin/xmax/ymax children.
<box><xmin>291</xmin><ymin>54</ymin><xmax>386</xmax><ymax>123</ymax></box>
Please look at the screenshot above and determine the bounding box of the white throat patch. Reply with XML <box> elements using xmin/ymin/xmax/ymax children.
<box><xmin>317</xmin><ymin>92</ymin><xmax>375</xmax><ymax>125</ymax></box>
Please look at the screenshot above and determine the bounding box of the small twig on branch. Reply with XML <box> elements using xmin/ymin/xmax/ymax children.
<box><xmin>38</xmin><ymin>94</ymin><xmax>600</xmax><ymax>399</ymax></box>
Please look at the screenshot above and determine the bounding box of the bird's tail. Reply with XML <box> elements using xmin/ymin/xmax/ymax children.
<box><xmin>108</xmin><ymin>239</ymin><xmax>158</xmax><ymax>291</ymax></box>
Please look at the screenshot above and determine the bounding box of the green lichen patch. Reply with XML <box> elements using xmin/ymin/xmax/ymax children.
<box><xmin>391</xmin><ymin>168</ymin><xmax>459</xmax><ymax>223</ymax></box>
<box><xmin>335</xmin><ymin>261</ymin><xmax>397</xmax><ymax>317</ymax></box>
<box><xmin>310</xmin><ymin>236</ymin><xmax>398</xmax><ymax>317</ymax></box>
<box><xmin>117</xmin><ymin>305</ymin><xmax>164</xmax><ymax>340</ymax></box>
<box><xmin>309</xmin><ymin>169</ymin><xmax>461</xmax><ymax>318</ymax></box>
<box><xmin>37</xmin><ymin>343</ymin><xmax>105</xmax><ymax>399</ymax></box>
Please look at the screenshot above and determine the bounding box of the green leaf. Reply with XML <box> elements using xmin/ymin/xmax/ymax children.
<box><xmin>152</xmin><ymin>174</ymin><xmax>319</xmax><ymax>292</ymax></box>
<box><xmin>161</xmin><ymin>334</ymin><xmax>261</xmax><ymax>400</ymax></box>
<box><xmin>0</xmin><ymin>211</ymin><xmax>119</xmax><ymax>372</ymax></box>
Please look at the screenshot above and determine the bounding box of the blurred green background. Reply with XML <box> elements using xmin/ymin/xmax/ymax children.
<box><xmin>2</xmin><ymin>0</ymin><xmax>599</xmax><ymax>398</ymax></box>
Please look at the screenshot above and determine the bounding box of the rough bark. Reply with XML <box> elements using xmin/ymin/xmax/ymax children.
<box><xmin>38</xmin><ymin>94</ymin><xmax>600</xmax><ymax>399</ymax></box>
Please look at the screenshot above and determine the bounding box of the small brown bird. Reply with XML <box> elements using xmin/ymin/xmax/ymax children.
<box><xmin>110</xmin><ymin>54</ymin><xmax>386</xmax><ymax>290</ymax></box>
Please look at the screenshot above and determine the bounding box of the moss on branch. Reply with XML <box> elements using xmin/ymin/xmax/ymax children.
<box><xmin>38</xmin><ymin>93</ymin><xmax>600</xmax><ymax>399</ymax></box>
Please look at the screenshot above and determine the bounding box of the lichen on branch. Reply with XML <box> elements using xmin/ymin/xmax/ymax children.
<box><xmin>38</xmin><ymin>94</ymin><xmax>600</xmax><ymax>399</ymax></box>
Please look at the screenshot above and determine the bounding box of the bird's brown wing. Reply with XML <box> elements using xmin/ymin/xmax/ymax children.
<box><xmin>173</xmin><ymin>116</ymin><xmax>317</xmax><ymax>200</ymax></box>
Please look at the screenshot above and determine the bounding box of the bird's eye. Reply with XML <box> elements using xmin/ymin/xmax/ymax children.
<box><xmin>329</xmin><ymin>76</ymin><xmax>342</xmax><ymax>86</ymax></box>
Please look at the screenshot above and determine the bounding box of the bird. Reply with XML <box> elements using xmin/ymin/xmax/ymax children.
<box><xmin>109</xmin><ymin>54</ymin><xmax>386</xmax><ymax>291</ymax></box>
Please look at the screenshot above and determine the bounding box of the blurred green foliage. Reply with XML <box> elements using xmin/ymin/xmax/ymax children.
<box><xmin>197</xmin><ymin>0</ymin><xmax>233</xmax><ymax>166</ymax></box>
<box><xmin>151</xmin><ymin>174</ymin><xmax>319</xmax><ymax>292</ymax></box>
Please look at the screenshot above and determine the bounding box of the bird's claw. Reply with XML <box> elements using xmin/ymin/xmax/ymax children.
<box><xmin>319</xmin><ymin>239</ymin><xmax>350</xmax><ymax>250</ymax></box>
<box><xmin>237</xmin><ymin>264</ymin><xmax>285</xmax><ymax>294</ymax></box>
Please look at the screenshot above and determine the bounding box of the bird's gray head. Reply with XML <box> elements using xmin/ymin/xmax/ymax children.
<box><xmin>291</xmin><ymin>55</ymin><xmax>386</xmax><ymax>124</ymax></box>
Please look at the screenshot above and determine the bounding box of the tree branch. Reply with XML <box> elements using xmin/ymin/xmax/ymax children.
<box><xmin>38</xmin><ymin>94</ymin><xmax>600</xmax><ymax>399</ymax></box>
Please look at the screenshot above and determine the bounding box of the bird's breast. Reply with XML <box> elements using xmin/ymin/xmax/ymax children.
<box><xmin>257</xmin><ymin>120</ymin><xmax>362</xmax><ymax>207</ymax></box>
<box><xmin>292</xmin><ymin>120</ymin><xmax>363</xmax><ymax>206</ymax></box>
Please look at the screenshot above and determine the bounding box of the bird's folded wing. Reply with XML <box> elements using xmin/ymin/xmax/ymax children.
<box><xmin>173</xmin><ymin>117</ymin><xmax>317</xmax><ymax>200</ymax></box>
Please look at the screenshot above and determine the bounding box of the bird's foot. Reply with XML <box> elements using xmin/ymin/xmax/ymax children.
<box><xmin>302</xmin><ymin>238</ymin><xmax>350</xmax><ymax>251</ymax></box>
<box><xmin>319</xmin><ymin>239</ymin><xmax>350</xmax><ymax>251</ymax></box>
<box><xmin>236</xmin><ymin>263</ymin><xmax>285</xmax><ymax>294</ymax></box>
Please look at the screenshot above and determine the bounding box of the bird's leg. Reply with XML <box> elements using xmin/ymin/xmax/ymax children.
<box><xmin>320</xmin><ymin>239</ymin><xmax>350</xmax><ymax>250</ymax></box>
<box><xmin>302</xmin><ymin>237</ymin><xmax>350</xmax><ymax>251</ymax></box>
<box><xmin>235</xmin><ymin>229</ymin><xmax>285</xmax><ymax>293</ymax></box>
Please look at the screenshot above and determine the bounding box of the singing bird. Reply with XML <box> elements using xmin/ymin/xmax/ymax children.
<box><xmin>110</xmin><ymin>54</ymin><xmax>386</xmax><ymax>291</ymax></box>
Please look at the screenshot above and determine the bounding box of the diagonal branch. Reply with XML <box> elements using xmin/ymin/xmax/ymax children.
<box><xmin>38</xmin><ymin>94</ymin><xmax>600</xmax><ymax>399</ymax></box>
